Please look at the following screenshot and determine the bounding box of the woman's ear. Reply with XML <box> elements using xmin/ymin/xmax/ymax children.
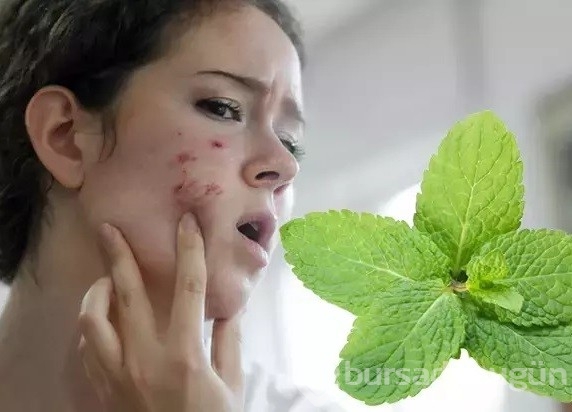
<box><xmin>24</xmin><ymin>86</ymin><xmax>105</xmax><ymax>189</ymax></box>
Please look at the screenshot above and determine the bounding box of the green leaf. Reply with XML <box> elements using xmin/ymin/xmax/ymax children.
<box><xmin>413</xmin><ymin>111</ymin><xmax>524</xmax><ymax>274</ymax></box>
<box><xmin>471</xmin><ymin>288</ymin><xmax>524</xmax><ymax>314</ymax></box>
<box><xmin>467</xmin><ymin>249</ymin><xmax>510</xmax><ymax>288</ymax></box>
<box><xmin>467</xmin><ymin>249</ymin><xmax>524</xmax><ymax>313</ymax></box>
<box><xmin>471</xmin><ymin>229</ymin><xmax>572</xmax><ymax>327</ymax></box>
<box><xmin>280</xmin><ymin>210</ymin><xmax>451</xmax><ymax>315</ymax></box>
<box><xmin>336</xmin><ymin>281</ymin><xmax>466</xmax><ymax>405</ymax></box>
<box><xmin>278</xmin><ymin>110</ymin><xmax>572</xmax><ymax>406</ymax></box>
<box><xmin>465</xmin><ymin>314</ymin><xmax>572</xmax><ymax>402</ymax></box>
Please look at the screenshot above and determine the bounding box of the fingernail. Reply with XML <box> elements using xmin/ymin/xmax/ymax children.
<box><xmin>180</xmin><ymin>213</ymin><xmax>197</xmax><ymax>234</ymax></box>
<box><xmin>99</xmin><ymin>223</ymin><xmax>116</xmax><ymax>246</ymax></box>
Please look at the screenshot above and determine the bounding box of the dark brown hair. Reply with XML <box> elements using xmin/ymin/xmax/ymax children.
<box><xmin>0</xmin><ymin>0</ymin><xmax>304</xmax><ymax>284</ymax></box>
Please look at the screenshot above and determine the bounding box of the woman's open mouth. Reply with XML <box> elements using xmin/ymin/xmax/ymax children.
<box><xmin>236</xmin><ymin>212</ymin><xmax>277</xmax><ymax>268</ymax></box>
<box><xmin>237</xmin><ymin>230</ymin><xmax>269</xmax><ymax>268</ymax></box>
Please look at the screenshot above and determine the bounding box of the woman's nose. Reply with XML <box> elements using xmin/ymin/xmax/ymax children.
<box><xmin>242</xmin><ymin>134</ymin><xmax>300</xmax><ymax>192</ymax></box>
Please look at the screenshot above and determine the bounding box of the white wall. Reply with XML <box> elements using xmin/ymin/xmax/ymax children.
<box><xmin>293</xmin><ymin>0</ymin><xmax>572</xmax><ymax>223</ymax></box>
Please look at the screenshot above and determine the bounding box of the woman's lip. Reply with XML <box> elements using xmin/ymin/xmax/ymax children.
<box><xmin>235</xmin><ymin>212</ymin><xmax>277</xmax><ymax>254</ymax></box>
<box><xmin>238</xmin><ymin>231</ymin><xmax>270</xmax><ymax>269</ymax></box>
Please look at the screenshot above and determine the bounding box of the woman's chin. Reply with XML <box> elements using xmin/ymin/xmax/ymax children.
<box><xmin>204</xmin><ymin>270</ymin><xmax>254</xmax><ymax>320</ymax></box>
<box><xmin>205</xmin><ymin>294</ymin><xmax>246</xmax><ymax>320</ymax></box>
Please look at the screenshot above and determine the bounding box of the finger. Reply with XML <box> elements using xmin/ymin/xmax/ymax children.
<box><xmin>78</xmin><ymin>335</ymin><xmax>112</xmax><ymax>403</ymax></box>
<box><xmin>98</xmin><ymin>223</ymin><xmax>157</xmax><ymax>361</ymax></box>
<box><xmin>167</xmin><ymin>213</ymin><xmax>207</xmax><ymax>358</ymax></box>
<box><xmin>211</xmin><ymin>311</ymin><xmax>244</xmax><ymax>393</ymax></box>
<box><xmin>79</xmin><ymin>276</ymin><xmax>122</xmax><ymax>377</ymax></box>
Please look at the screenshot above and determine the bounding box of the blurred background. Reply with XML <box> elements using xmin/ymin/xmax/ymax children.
<box><xmin>1</xmin><ymin>0</ymin><xmax>572</xmax><ymax>411</ymax></box>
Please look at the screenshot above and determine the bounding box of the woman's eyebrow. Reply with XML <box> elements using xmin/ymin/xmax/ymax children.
<box><xmin>196</xmin><ymin>69</ymin><xmax>306</xmax><ymax>127</ymax></box>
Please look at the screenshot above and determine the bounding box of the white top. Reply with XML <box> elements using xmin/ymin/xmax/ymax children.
<box><xmin>202</xmin><ymin>320</ymin><xmax>347</xmax><ymax>412</ymax></box>
<box><xmin>243</xmin><ymin>360</ymin><xmax>347</xmax><ymax>412</ymax></box>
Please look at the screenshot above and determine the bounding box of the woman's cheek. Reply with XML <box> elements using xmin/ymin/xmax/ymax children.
<box><xmin>170</xmin><ymin>138</ymin><xmax>229</xmax><ymax>213</ymax></box>
<box><xmin>123</xmin><ymin>133</ymin><xmax>232</xmax><ymax>263</ymax></box>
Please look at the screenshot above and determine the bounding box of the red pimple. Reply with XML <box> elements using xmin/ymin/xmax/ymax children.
<box><xmin>176</xmin><ymin>153</ymin><xmax>191</xmax><ymax>164</ymax></box>
<box><xmin>172</xmin><ymin>150</ymin><xmax>198</xmax><ymax>167</ymax></box>
<box><xmin>211</xmin><ymin>140</ymin><xmax>225</xmax><ymax>149</ymax></box>
<box><xmin>204</xmin><ymin>183</ymin><xmax>223</xmax><ymax>196</ymax></box>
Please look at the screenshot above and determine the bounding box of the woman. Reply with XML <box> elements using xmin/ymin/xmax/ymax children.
<box><xmin>0</xmin><ymin>1</ymin><xmax>341</xmax><ymax>410</ymax></box>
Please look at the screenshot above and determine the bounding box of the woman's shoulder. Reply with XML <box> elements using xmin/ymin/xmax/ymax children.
<box><xmin>243</xmin><ymin>360</ymin><xmax>347</xmax><ymax>412</ymax></box>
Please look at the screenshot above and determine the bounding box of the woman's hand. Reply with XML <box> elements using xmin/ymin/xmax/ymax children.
<box><xmin>77</xmin><ymin>213</ymin><xmax>244</xmax><ymax>412</ymax></box>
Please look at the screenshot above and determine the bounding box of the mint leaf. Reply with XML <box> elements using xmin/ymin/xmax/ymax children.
<box><xmin>467</xmin><ymin>249</ymin><xmax>510</xmax><ymax>287</ymax></box>
<box><xmin>413</xmin><ymin>111</ymin><xmax>524</xmax><ymax>274</ymax></box>
<box><xmin>336</xmin><ymin>281</ymin><xmax>466</xmax><ymax>405</ymax></box>
<box><xmin>279</xmin><ymin>110</ymin><xmax>572</xmax><ymax>406</ymax></box>
<box><xmin>471</xmin><ymin>229</ymin><xmax>572</xmax><ymax>327</ymax></box>
<box><xmin>280</xmin><ymin>210</ymin><xmax>451</xmax><ymax>315</ymax></box>
<box><xmin>467</xmin><ymin>249</ymin><xmax>524</xmax><ymax>313</ymax></box>
<box><xmin>465</xmin><ymin>314</ymin><xmax>572</xmax><ymax>402</ymax></box>
<box><xmin>471</xmin><ymin>288</ymin><xmax>524</xmax><ymax>313</ymax></box>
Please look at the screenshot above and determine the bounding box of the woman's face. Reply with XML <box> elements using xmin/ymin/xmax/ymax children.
<box><xmin>78</xmin><ymin>5</ymin><xmax>303</xmax><ymax>320</ymax></box>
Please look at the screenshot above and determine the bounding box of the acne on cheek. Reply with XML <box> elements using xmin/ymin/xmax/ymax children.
<box><xmin>210</xmin><ymin>139</ymin><xmax>226</xmax><ymax>149</ymax></box>
<box><xmin>176</xmin><ymin>152</ymin><xmax>198</xmax><ymax>163</ymax></box>
<box><xmin>171</xmin><ymin>149</ymin><xmax>224</xmax><ymax>209</ymax></box>
<box><xmin>204</xmin><ymin>183</ymin><xmax>223</xmax><ymax>196</ymax></box>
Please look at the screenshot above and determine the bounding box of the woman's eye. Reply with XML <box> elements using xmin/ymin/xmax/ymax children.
<box><xmin>196</xmin><ymin>98</ymin><xmax>242</xmax><ymax>122</ymax></box>
<box><xmin>278</xmin><ymin>132</ymin><xmax>306</xmax><ymax>162</ymax></box>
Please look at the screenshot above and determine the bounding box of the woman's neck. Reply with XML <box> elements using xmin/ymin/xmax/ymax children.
<box><xmin>0</xmin><ymin>193</ymin><xmax>116</xmax><ymax>411</ymax></box>
<box><xmin>0</xmin><ymin>272</ymin><xmax>104</xmax><ymax>412</ymax></box>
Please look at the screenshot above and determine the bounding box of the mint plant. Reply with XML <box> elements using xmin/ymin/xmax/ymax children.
<box><xmin>279</xmin><ymin>111</ymin><xmax>572</xmax><ymax>405</ymax></box>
